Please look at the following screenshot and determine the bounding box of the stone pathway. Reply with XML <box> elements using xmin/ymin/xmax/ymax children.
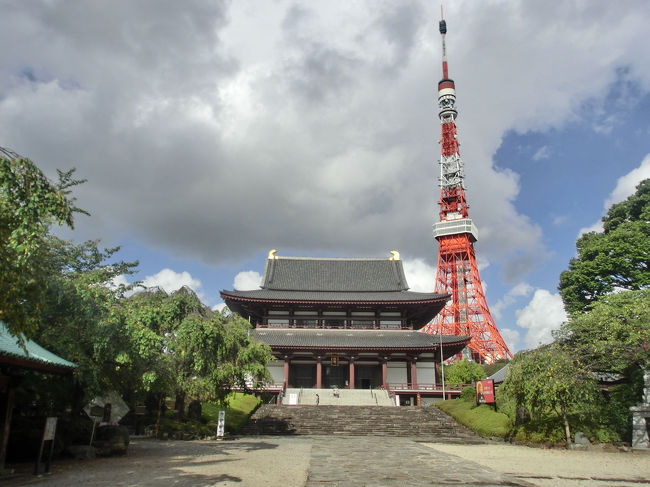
<box><xmin>8</xmin><ymin>436</ymin><xmax>645</xmax><ymax>486</ymax></box>
<box><xmin>305</xmin><ymin>436</ymin><xmax>532</xmax><ymax>487</ymax></box>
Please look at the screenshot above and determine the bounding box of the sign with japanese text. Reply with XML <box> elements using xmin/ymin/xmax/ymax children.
<box><xmin>216</xmin><ymin>410</ymin><xmax>225</xmax><ymax>439</ymax></box>
<box><xmin>476</xmin><ymin>379</ymin><xmax>495</xmax><ymax>405</ymax></box>
<box><xmin>43</xmin><ymin>417</ymin><xmax>57</xmax><ymax>441</ymax></box>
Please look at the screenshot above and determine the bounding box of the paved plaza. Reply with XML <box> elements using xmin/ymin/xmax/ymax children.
<box><xmin>2</xmin><ymin>436</ymin><xmax>649</xmax><ymax>487</ymax></box>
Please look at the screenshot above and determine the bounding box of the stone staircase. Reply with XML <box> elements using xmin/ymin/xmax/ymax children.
<box><xmin>241</xmin><ymin>405</ymin><xmax>484</xmax><ymax>443</ymax></box>
<box><xmin>283</xmin><ymin>388</ymin><xmax>394</xmax><ymax>406</ymax></box>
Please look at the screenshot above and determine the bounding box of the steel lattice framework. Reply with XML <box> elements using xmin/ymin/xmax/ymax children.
<box><xmin>421</xmin><ymin>13</ymin><xmax>512</xmax><ymax>364</ymax></box>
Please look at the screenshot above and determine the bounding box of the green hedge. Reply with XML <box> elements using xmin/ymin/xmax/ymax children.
<box><xmin>436</xmin><ymin>397</ymin><xmax>512</xmax><ymax>438</ymax></box>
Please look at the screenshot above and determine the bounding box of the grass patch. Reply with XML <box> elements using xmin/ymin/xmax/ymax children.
<box><xmin>436</xmin><ymin>398</ymin><xmax>512</xmax><ymax>438</ymax></box>
<box><xmin>202</xmin><ymin>393</ymin><xmax>261</xmax><ymax>433</ymax></box>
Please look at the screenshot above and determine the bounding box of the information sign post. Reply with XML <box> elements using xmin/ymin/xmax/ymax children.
<box><xmin>34</xmin><ymin>417</ymin><xmax>57</xmax><ymax>475</ymax></box>
<box><xmin>216</xmin><ymin>410</ymin><xmax>226</xmax><ymax>440</ymax></box>
<box><xmin>476</xmin><ymin>379</ymin><xmax>495</xmax><ymax>406</ymax></box>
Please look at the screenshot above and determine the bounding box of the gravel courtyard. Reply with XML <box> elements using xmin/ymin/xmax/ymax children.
<box><xmin>2</xmin><ymin>437</ymin><xmax>648</xmax><ymax>487</ymax></box>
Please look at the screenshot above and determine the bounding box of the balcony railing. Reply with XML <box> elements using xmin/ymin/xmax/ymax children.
<box><xmin>256</xmin><ymin>323</ymin><xmax>413</xmax><ymax>330</ymax></box>
<box><xmin>386</xmin><ymin>382</ymin><xmax>466</xmax><ymax>393</ymax></box>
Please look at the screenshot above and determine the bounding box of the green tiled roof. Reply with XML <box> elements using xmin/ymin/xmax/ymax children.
<box><xmin>0</xmin><ymin>322</ymin><xmax>76</xmax><ymax>372</ymax></box>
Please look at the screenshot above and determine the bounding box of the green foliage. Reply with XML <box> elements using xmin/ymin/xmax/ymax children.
<box><xmin>109</xmin><ymin>289</ymin><xmax>272</xmax><ymax>410</ymax></box>
<box><xmin>510</xmin><ymin>410</ymin><xmax>625</xmax><ymax>445</ymax></box>
<box><xmin>156</xmin><ymin>416</ymin><xmax>214</xmax><ymax>439</ymax></box>
<box><xmin>500</xmin><ymin>345</ymin><xmax>599</xmax><ymax>444</ymax></box>
<box><xmin>554</xmin><ymin>289</ymin><xmax>650</xmax><ymax>373</ymax></box>
<box><xmin>34</xmin><ymin>238</ymin><xmax>138</xmax><ymax>403</ymax></box>
<box><xmin>495</xmin><ymin>386</ymin><xmax>516</xmax><ymax>423</ymax></box>
<box><xmin>0</xmin><ymin>156</ymin><xmax>85</xmax><ymax>338</ymax></box>
<box><xmin>510</xmin><ymin>415</ymin><xmax>567</xmax><ymax>444</ymax></box>
<box><xmin>436</xmin><ymin>399</ymin><xmax>512</xmax><ymax>438</ymax></box>
<box><xmin>459</xmin><ymin>385</ymin><xmax>476</xmax><ymax>402</ymax></box>
<box><xmin>559</xmin><ymin>179</ymin><xmax>650</xmax><ymax>314</ymax></box>
<box><xmin>444</xmin><ymin>358</ymin><xmax>486</xmax><ymax>386</ymax></box>
<box><xmin>203</xmin><ymin>393</ymin><xmax>261</xmax><ymax>432</ymax></box>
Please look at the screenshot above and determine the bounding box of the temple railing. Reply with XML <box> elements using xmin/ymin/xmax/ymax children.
<box><xmin>386</xmin><ymin>382</ymin><xmax>466</xmax><ymax>393</ymax></box>
<box><xmin>231</xmin><ymin>382</ymin><xmax>284</xmax><ymax>392</ymax></box>
<box><xmin>255</xmin><ymin>323</ymin><xmax>414</xmax><ymax>330</ymax></box>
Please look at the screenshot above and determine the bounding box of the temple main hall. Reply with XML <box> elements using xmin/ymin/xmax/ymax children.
<box><xmin>221</xmin><ymin>250</ymin><xmax>469</xmax><ymax>404</ymax></box>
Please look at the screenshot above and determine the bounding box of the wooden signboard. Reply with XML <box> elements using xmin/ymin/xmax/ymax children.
<box><xmin>34</xmin><ymin>417</ymin><xmax>57</xmax><ymax>475</ymax></box>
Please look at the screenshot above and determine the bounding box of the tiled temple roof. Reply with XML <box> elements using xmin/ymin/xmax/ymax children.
<box><xmin>0</xmin><ymin>322</ymin><xmax>76</xmax><ymax>373</ymax></box>
<box><xmin>221</xmin><ymin>254</ymin><xmax>449</xmax><ymax>308</ymax></box>
<box><xmin>260</xmin><ymin>256</ymin><xmax>410</xmax><ymax>292</ymax></box>
<box><xmin>251</xmin><ymin>328</ymin><xmax>469</xmax><ymax>351</ymax></box>
<box><xmin>221</xmin><ymin>289</ymin><xmax>445</xmax><ymax>303</ymax></box>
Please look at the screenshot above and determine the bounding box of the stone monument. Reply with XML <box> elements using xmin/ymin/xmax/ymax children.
<box><xmin>630</xmin><ymin>370</ymin><xmax>650</xmax><ymax>449</ymax></box>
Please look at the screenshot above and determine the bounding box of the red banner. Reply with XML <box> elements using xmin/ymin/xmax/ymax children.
<box><xmin>476</xmin><ymin>379</ymin><xmax>495</xmax><ymax>405</ymax></box>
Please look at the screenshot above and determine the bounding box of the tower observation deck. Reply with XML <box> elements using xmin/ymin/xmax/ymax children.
<box><xmin>421</xmin><ymin>13</ymin><xmax>512</xmax><ymax>363</ymax></box>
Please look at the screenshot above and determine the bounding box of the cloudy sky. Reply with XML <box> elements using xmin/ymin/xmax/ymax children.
<box><xmin>2</xmin><ymin>1</ymin><xmax>649</xmax><ymax>353</ymax></box>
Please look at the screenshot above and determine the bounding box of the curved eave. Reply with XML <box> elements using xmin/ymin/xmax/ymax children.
<box><xmin>268</xmin><ymin>340</ymin><xmax>469</xmax><ymax>361</ymax></box>
<box><xmin>0</xmin><ymin>355</ymin><xmax>76</xmax><ymax>375</ymax></box>
<box><xmin>220</xmin><ymin>292</ymin><xmax>449</xmax><ymax>306</ymax></box>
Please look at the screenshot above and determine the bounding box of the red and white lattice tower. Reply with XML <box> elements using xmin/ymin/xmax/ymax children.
<box><xmin>421</xmin><ymin>12</ymin><xmax>512</xmax><ymax>364</ymax></box>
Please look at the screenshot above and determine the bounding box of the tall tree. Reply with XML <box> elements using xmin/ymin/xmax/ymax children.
<box><xmin>559</xmin><ymin>179</ymin><xmax>650</xmax><ymax>314</ymax></box>
<box><xmin>35</xmin><ymin>237</ymin><xmax>138</xmax><ymax>408</ymax></box>
<box><xmin>444</xmin><ymin>358</ymin><xmax>486</xmax><ymax>386</ymax></box>
<box><xmin>501</xmin><ymin>345</ymin><xmax>599</xmax><ymax>444</ymax></box>
<box><xmin>112</xmin><ymin>288</ymin><xmax>271</xmax><ymax>415</ymax></box>
<box><xmin>0</xmin><ymin>154</ymin><xmax>85</xmax><ymax>337</ymax></box>
<box><xmin>554</xmin><ymin>288</ymin><xmax>650</xmax><ymax>373</ymax></box>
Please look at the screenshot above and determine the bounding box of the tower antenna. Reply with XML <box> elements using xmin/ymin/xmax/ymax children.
<box><xmin>422</xmin><ymin>12</ymin><xmax>512</xmax><ymax>364</ymax></box>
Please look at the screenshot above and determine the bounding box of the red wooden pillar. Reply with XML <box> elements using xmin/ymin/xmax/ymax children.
<box><xmin>411</xmin><ymin>359</ymin><xmax>418</xmax><ymax>389</ymax></box>
<box><xmin>406</xmin><ymin>360</ymin><xmax>412</xmax><ymax>387</ymax></box>
<box><xmin>381</xmin><ymin>359</ymin><xmax>388</xmax><ymax>388</ymax></box>
<box><xmin>283</xmin><ymin>357</ymin><xmax>290</xmax><ymax>388</ymax></box>
<box><xmin>316</xmin><ymin>356</ymin><xmax>322</xmax><ymax>389</ymax></box>
<box><xmin>349</xmin><ymin>357</ymin><xmax>355</xmax><ymax>389</ymax></box>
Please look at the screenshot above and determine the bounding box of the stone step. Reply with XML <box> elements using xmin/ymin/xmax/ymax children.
<box><xmin>282</xmin><ymin>388</ymin><xmax>394</xmax><ymax>406</ymax></box>
<box><xmin>241</xmin><ymin>405</ymin><xmax>483</xmax><ymax>443</ymax></box>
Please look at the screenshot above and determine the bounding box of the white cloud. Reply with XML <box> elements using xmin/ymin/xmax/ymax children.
<box><xmin>1</xmin><ymin>1</ymin><xmax>649</xmax><ymax>286</ymax></box>
<box><xmin>141</xmin><ymin>269</ymin><xmax>203</xmax><ymax>296</ymax></box>
<box><xmin>604</xmin><ymin>153</ymin><xmax>650</xmax><ymax>209</ymax></box>
<box><xmin>233</xmin><ymin>271</ymin><xmax>262</xmax><ymax>291</ymax></box>
<box><xmin>498</xmin><ymin>328</ymin><xmax>520</xmax><ymax>353</ymax></box>
<box><xmin>108</xmin><ymin>274</ymin><xmax>130</xmax><ymax>290</ymax></box>
<box><xmin>515</xmin><ymin>289</ymin><xmax>567</xmax><ymax>349</ymax></box>
<box><xmin>577</xmin><ymin>221</ymin><xmax>604</xmax><ymax>238</ymax></box>
<box><xmin>552</xmin><ymin>215</ymin><xmax>568</xmax><ymax>226</ymax></box>
<box><xmin>212</xmin><ymin>302</ymin><xmax>228</xmax><ymax>312</ymax></box>
<box><xmin>578</xmin><ymin>153</ymin><xmax>650</xmax><ymax>237</ymax></box>
<box><xmin>532</xmin><ymin>145</ymin><xmax>550</xmax><ymax>161</ymax></box>
<box><xmin>491</xmin><ymin>282</ymin><xmax>533</xmax><ymax>320</ymax></box>
<box><xmin>402</xmin><ymin>257</ymin><xmax>435</xmax><ymax>292</ymax></box>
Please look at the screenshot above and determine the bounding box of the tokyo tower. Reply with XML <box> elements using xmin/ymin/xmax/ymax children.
<box><xmin>421</xmin><ymin>12</ymin><xmax>512</xmax><ymax>363</ymax></box>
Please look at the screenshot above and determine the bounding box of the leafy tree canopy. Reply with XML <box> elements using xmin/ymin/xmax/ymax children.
<box><xmin>553</xmin><ymin>288</ymin><xmax>650</xmax><ymax>373</ymax></box>
<box><xmin>559</xmin><ymin>179</ymin><xmax>650</xmax><ymax>314</ymax></box>
<box><xmin>110</xmin><ymin>288</ymin><xmax>272</xmax><ymax>412</ymax></box>
<box><xmin>444</xmin><ymin>358</ymin><xmax>486</xmax><ymax>386</ymax></box>
<box><xmin>35</xmin><ymin>237</ymin><xmax>138</xmax><ymax>404</ymax></box>
<box><xmin>0</xmin><ymin>155</ymin><xmax>86</xmax><ymax>337</ymax></box>
<box><xmin>500</xmin><ymin>345</ymin><xmax>599</xmax><ymax>444</ymax></box>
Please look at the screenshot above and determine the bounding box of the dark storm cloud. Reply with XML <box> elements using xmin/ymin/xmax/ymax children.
<box><xmin>373</xmin><ymin>1</ymin><xmax>425</xmax><ymax>74</ymax></box>
<box><xmin>2</xmin><ymin>0</ymin><xmax>650</xmax><ymax>285</ymax></box>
